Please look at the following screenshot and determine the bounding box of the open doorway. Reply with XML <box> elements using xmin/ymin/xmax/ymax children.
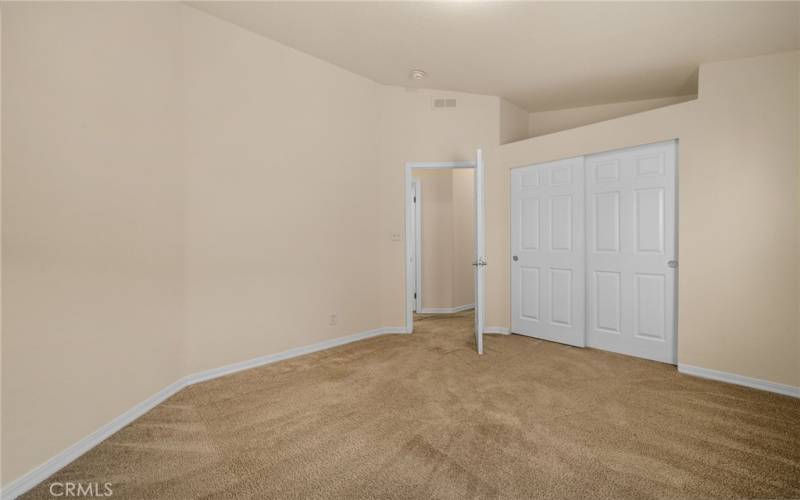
<box><xmin>404</xmin><ymin>151</ymin><xmax>486</xmax><ymax>353</ymax></box>
<box><xmin>411</xmin><ymin>169</ymin><xmax>475</xmax><ymax>314</ymax></box>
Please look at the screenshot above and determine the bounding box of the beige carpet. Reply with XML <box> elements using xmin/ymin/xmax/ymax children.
<box><xmin>24</xmin><ymin>311</ymin><xmax>800</xmax><ymax>499</ymax></box>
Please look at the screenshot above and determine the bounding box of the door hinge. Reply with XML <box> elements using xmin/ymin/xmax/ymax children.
<box><xmin>413</xmin><ymin>196</ymin><xmax>416</xmax><ymax>203</ymax></box>
<box><xmin>414</xmin><ymin>292</ymin><xmax>417</xmax><ymax>299</ymax></box>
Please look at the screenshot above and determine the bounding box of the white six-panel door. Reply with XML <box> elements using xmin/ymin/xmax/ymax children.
<box><xmin>511</xmin><ymin>157</ymin><xmax>586</xmax><ymax>347</ymax></box>
<box><xmin>510</xmin><ymin>141</ymin><xmax>676</xmax><ymax>363</ymax></box>
<box><xmin>586</xmin><ymin>141</ymin><xmax>676</xmax><ymax>363</ymax></box>
<box><xmin>474</xmin><ymin>149</ymin><xmax>486</xmax><ymax>354</ymax></box>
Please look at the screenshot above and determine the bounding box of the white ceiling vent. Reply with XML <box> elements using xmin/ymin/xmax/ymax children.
<box><xmin>433</xmin><ymin>98</ymin><xmax>457</xmax><ymax>109</ymax></box>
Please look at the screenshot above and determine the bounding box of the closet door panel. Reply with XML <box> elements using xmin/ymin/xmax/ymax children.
<box><xmin>586</xmin><ymin>141</ymin><xmax>677</xmax><ymax>364</ymax></box>
<box><xmin>511</xmin><ymin>158</ymin><xmax>585</xmax><ymax>347</ymax></box>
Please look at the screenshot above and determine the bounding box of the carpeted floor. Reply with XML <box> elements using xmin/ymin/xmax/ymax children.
<box><xmin>24</xmin><ymin>311</ymin><xmax>800</xmax><ymax>499</ymax></box>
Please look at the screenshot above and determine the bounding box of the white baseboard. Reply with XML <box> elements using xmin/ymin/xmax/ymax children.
<box><xmin>678</xmin><ymin>363</ymin><xmax>800</xmax><ymax>399</ymax></box>
<box><xmin>185</xmin><ymin>326</ymin><xmax>394</xmax><ymax>385</ymax></box>
<box><xmin>0</xmin><ymin>378</ymin><xmax>186</xmax><ymax>500</ymax></box>
<box><xmin>484</xmin><ymin>326</ymin><xmax>510</xmax><ymax>334</ymax></box>
<box><xmin>1</xmin><ymin>325</ymin><xmax>407</xmax><ymax>499</ymax></box>
<box><xmin>378</xmin><ymin>326</ymin><xmax>410</xmax><ymax>334</ymax></box>
<box><xmin>417</xmin><ymin>304</ymin><xmax>474</xmax><ymax>314</ymax></box>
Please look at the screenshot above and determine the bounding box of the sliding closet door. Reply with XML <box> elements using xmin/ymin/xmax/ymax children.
<box><xmin>511</xmin><ymin>157</ymin><xmax>585</xmax><ymax>347</ymax></box>
<box><xmin>585</xmin><ymin>141</ymin><xmax>677</xmax><ymax>363</ymax></box>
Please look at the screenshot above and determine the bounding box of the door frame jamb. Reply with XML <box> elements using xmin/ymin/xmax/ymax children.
<box><xmin>404</xmin><ymin>160</ymin><xmax>475</xmax><ymax>333</ymax></box>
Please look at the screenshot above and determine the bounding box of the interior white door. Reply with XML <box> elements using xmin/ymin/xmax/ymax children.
<box><xmin>585</xmin><ymin>140</ymin><xmax>677</xmax><ymax>363</ymax></box>
<box><xmin>410</xmin><ymin>181</ymin><xmax>418</xmax><ymax>312</ymax></box>
<box><xmin>413</xmin><ymin>179</ymin><xmax>422</xmax><ymax>314</ymax></box>
<box><xmin>511</xmin><ymin>157</ymin><xmax>585</xmax><ymax>346</ymax></box>
<box><xmin>474</xmin><ymin>149</ymin><xmax>486</xmax><ymax>354</ymax></box>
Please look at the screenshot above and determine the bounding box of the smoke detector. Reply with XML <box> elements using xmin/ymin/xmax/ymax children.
<box><xmin>409</xmin><ymin>69</ymin><xmax>427</xmax><ymax>80</ymax></box>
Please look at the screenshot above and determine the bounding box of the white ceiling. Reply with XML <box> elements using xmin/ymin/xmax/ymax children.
<box><xmin>189</xmin><ymin>1</ymin><xmax>800</xmax><ymax>112</ymax></box>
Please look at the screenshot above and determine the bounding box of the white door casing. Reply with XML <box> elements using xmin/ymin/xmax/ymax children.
<box><xmin>474</xmin><ymin>149</ymin><xmax>486</xmax><ymax>354</ymax></box>
<box><xmin>511</xmin><ymin>157</ymin><xmax>586</xmax><ymax>347</ymax></box>
<box><xmin>586</xmin><ymin>141</ymin><xmax>677</xmax><ymax>363</ymax></box>
<box><xmin>404</xmin><ymin>156</ymin><xmax>481</xmax><ymax>347</ymax></box>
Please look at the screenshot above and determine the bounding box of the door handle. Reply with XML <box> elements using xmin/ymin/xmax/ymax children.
<box><xmin>667</xmin><ymin>260</ymin><xmax>678</xmax><ymax>269</ymax></box>
<box><xmin>472</xmin><ymin>257</ymin><xmax>487</xmax><ymax>267</ymax></box>
<box><xmin>512</xmin><ymin>255</ymin><xmax>519</xmax><ymax>261</ymax></box>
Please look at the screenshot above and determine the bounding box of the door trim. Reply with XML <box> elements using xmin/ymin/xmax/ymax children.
<box><xmin>404</xmin><ymin>160</ymin><xmax>475</xmax><ymax>334</ymax></box>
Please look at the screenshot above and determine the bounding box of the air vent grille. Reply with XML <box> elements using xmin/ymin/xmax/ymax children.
<box><xmin>433</xmin><ymin>98</ymin><xmax>457</xmax><ymax>108</ymax></box>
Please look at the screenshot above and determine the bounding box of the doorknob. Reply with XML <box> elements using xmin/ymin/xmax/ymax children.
<box><xmin>472</xmin><ymin>257</ymin><xmax>487</xmax><ymax>267</ymax></box>
<box><xmin>667</xmin><ymin>260</ymin><xmax>678</xmax><ymax>268</ymax></box>
<box><xmin>512</xmin><ymin>255</ymin><xmax>519</xmax><ymax>261</ymax></box>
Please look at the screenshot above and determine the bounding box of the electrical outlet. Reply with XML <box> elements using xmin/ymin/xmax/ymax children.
<box><xmin>391</xmin><ymin>232</ymin><xmax>402</xmax><ymax>241</ymax></box>
<box><xmin>329</xmin><ymin>314</ymin><xmax>337</xmax><ymax>326</ymax></box>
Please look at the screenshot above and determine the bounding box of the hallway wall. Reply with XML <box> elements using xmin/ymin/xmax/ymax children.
<box><xmin>452</xmin><ymin>169</ymin><xmax>476</xmax><ymax>308</ymax></box>
<box><xmin>413</xmin><ymin>169</ymin><xmax>474</xmax><ymax>311</ymax></box>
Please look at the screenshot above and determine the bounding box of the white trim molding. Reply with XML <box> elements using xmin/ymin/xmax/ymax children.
<box><xmin>406</xmin><ymin>160</ymin><xmax>475</xmax><ymax>170</ymax></box>
<box><xmin>484</xmin><ymin>326</ymin><xmax>510</xmax><ymax>335</ymax></box>
<box><xmin>1</xmin><ymin>326</ymin><xmax>408</xmax><ymax>500</ymax></box>
<box><xmin>404</xmin><ymin>159</ymin><xmax>476</xmax><ymax>334</ymax></box>
<box><xmin>678</xmin><ymin>364</ymin><xmax>800</xmax><ymax>399</ymax></box>
<box><xmin>417</xmin><ymin>304</ymin><xmax>474</xmax><ymax>314</ymax></box>
<box><xmin>185</xmin><ymin>326</ymin><xmax>394</xmax><ymax>385</ymax></box>
<box><xmin>376</xmin><ymin>326</ymin><xmax>410</xmax><ymax>335</ymax></box>
<box><xmin>0</xmin><ymin>378</ymin><xmax>186</xmax><ymax>500</ymax></box>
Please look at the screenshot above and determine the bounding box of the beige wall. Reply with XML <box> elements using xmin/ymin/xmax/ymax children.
<box><xmin>452</xmin><ymin>169</ymin><xmax>475</xmax><ymax>308</ymax></box>
<box><xmin>413</xmin><ymin>169</ymin><xmax>474</xmax><ymax>310</ymax></box>
<box><xmin>376</xmin><ymin>87</ymin><xmax>500</xmax><ymax>327</ymax></box>
<box><xmin>499</xmin><ymin>98</ymin><xmax>529</xmax><ymax>145</ymax></box>
<box><xmin>528</xmin><ymin>95</ymin><xmax>697</xmax><ymax>138</ymax></box>
<box><xmin>181</xmin><ymin>6</ymin><xmax>382</xmax><ymax>374</ymax></box>
<box><xmin>414</xmin><ymin>170</ymin><xmax>454</xmax><ymax>309</ymax></box>
<box><xmin>2</xmin><ymin>2</ymin><xmax>185</xmax><ymax>484</ymax></box>
<box><xmin>487</xmin><ymin>51</ymin><xmax>800</xmax><ymax>387</ymax></box>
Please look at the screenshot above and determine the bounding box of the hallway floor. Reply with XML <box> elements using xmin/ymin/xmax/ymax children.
<box><xmin>24</xmin><ymin>311</ymin><xmax>800</xmax><ymax>499</ymax></box>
